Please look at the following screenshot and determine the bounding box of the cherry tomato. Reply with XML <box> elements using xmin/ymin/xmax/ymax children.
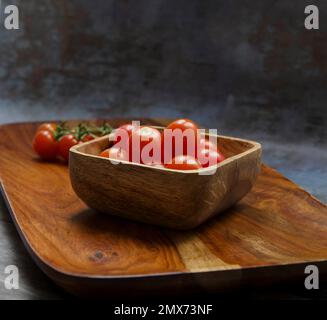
<box><xmin>36</xmin><ymin>123</ymin><xmax>57</xmax><ymax>134</ymax></box>
<box><xmin>198</xmin><ymin>138</ymin><xmax>218</xmax><ymax>152</ymax></box>
<box><xmin>197</xmin><ymin>138</ymin><xmax>221</xmax><ymax>159</ymax></box>
<box><xmin>118</xmin><ymin>124</ymin><xmax>136</xmax><ymax>136</ymax></box>
<box><xmin>166</xmin><ymin>118</ymin><xmax>198</xmax><ymax>132</ymax></box>
<box><xmin>131</xmin><ymin>126</ymin><xmax>161</xmax><ymax>164</ymax></box>
<box><xmin>33</xmin><ymin>130</ymin><xmax>59</xmax><ymax>160</ymax></box>
<box><xmin>164</xmin><ymin>155</ymin><xmax>201</xmax><ymax>170</ymax></box>
<box><xmin>82</xmin><ymin>134</ymin><xmax>95</xmax><ymax>142</ymax></box>
<box><xmin>107</xmin><ymin>146</ymin><xmax>129</xmax><ymax>162</ymax></box>
<box><xmin>58</xmin><ymin>134</ymin><xmax>79</xmax><ymax>162</ymax></box>
<box><xmin>99</xmin><ymin>149</ymin><xmax>110</xmax><ymax>158</ymax></box>
<box><xmin>162</xmin><ymin>119</ymin><xmax>199</xmax><ymax>161</ymax></box>
<box><xmin>111</xmin><ymin>123</ymin><xmax>136</xmax><ymax>145</ymax></box>
<box><xmin>198</xmin><ymin>148</ymin><xmax>225</xmax><ymax>168</ymax></box>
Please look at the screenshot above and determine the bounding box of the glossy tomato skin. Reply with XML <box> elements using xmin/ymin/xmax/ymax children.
<box><xmin>164</xmin><ymin>155</ymin><xmax>201</xmax><ymax>171</ymax></box>
<box><xmin>99</xmin><ymin>147</ymin><xmax>129</xmax><ymax>162</ymax></box>
<box><xmin>108</xmin><ymin>146</ymin><xmax>129</xmax><ymax>162</ymax></box>
<box><xmin>118</xmin><ymin>124</ymin><xmax>136</xmax><ymax>136</ymax></box>
<box><xmin>33</xmin><ymin>130</ymin><xmax>59</xmax><ymax>160</ymax></box>
<box><xmin>111</xmin><ymin>123</ymin><xmax>136</xmax><ymax>145</ymax></box>
<box><xmin>130</xmin><ymin>126</ymin><xmax>161</xmax><ymax>164</ymax></box>
<box><xmin>198</xmin><ymin>148</ymin><xmax>225</xmax><ymax>168</ymax></box>
<box><xmin>166</xmin><ymin>118</ymin><xmax>198</xmax><ymax>132</ymax></box>
<box><xmin>196</xmin><ymin>138</ymin><xmax>220</xmax><ymax>158</ymax></box>
<box><xmin>82</xmin><ymin>134</ymin><xmax>95</xmax><ymax>142</ymax></box>
<box><xmin>37</xmin><ymin>123</ymin><xmax>57</xmax><ymax>134</ymax></box>
<box><xmin>58</xmin><ymin>134</ymin><xmax>79</xmax><ymax>162</ymax></box>
<box><xmin>198</xmin><ymin>138</ymin><xmax>218</xmax><ymax>151</ymax></box>
<box><xmin>162</xmin><ymin>119</ymin><xmax>199</xmax><ymax>161</ymax></box>
<box><xmin>99</xmin><ymin>149</ymin><xmax>110</xmax><ymax>158</ymax></box>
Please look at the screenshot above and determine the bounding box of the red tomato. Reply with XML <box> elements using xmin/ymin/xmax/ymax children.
<box><xmin>198</xmin><ymin>148</ymin><xmax>225</xmax><ymax>168</ymax></box>
<box><xmin>99</xmin><ymin>149</ymin><xmax>110</xmax><ymax>158</ymax></box>
<box><xmin>198</xmin><ymin>138</ymin><xmax>218</xmax><ymax>152</ymax></box>
<box><xmin>58</xmin><ymin>134</ymin><xmax>79</xmax><ymax>162</ymax></box>
<box><xmin>197</xmin><ymin>138</ymin><xmax>221</xmax><ymax>159</ymax></box>
<box><xmin>36</xmin><ymin>123</ymin><xmax>57</xmax><ymax>134</ymax></box>
<box><xmin>33</xmin><ymin>130</ymin><xmax>59</xmax><ymax>160</ymax></box>
<box><xmin>166</xmin><ymin>118</ymin><xmax>198</xmax><ymax>132</ymax></box>
<box><xmin>131</xmin><ymin>126</ymin><xmax>161</xmax><ymax>164</ymax></box>
<box><xmin>107</xmin><ymin>146</ymin><xmax>129</xmax><ymax>162</ymax></box>
<box><xmin>164</xmin><ymin>155</ymin><xmax>201</xmax><ymax>171</ymax></box>
<box><xmin>82</xmin><ymin>134</ymin><xmax>95</xmax><ymax>142</ymax></box>
<box><xmin>111</xmin><ymin>123</ymin><xmax>136</xmax><ymax>145</ymax></box>
<box><xmin>162</xmin><ymin>119</ymin><xmax>199</xmax><ymax>161</ymax></box>
<box><xmin>118</xmin><ymin>124</ymin><xmax>136</xmax><ymax>136</ymax></box>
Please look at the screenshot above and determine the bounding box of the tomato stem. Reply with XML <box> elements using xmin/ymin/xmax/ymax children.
<box><xmin>69</xmin><ymin>122</ymin><xmax>112</xmax><ymax>141</ymax></box>
<box><xmin>53</xmin><ymin>122</ymin><xmax>70</xmax><ymax>141</ymax></box>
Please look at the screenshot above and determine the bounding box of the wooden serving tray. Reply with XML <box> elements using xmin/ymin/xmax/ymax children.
<box><xmin>0</xmin><ymin>119</ymin><xmax>327</xmax><ymax>298</ymax></box>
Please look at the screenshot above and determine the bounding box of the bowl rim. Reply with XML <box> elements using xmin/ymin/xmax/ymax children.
<box><xmin>70</xmin><ymin>127</ymin><xmax>262</xmax><ymax>174</ymax></box>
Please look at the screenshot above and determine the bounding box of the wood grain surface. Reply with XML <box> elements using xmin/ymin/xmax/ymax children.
<box><xmin>0</xmin><ymin>119</ymin><xmax>327</xmax><ymax>298</ymax></box>
<box><xmin>70</xmin><ymin>132</ymin><xmax>261</xmax><ymax>229</ymax></box>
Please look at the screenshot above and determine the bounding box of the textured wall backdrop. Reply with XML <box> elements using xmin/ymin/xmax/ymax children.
<box><xmin>0</xmin><ymin>0</ymin><xmax>326</xmax><ymax>200</ymax></box>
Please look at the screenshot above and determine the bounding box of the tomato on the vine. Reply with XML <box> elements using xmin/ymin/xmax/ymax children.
<box><xmin>33</xmin><ymin>121</ymin><xmax>114</xmax><ymax>163</ymax></box>
<box><xmin>33</xmin><ymin>130</ymin><xmax>59</xmax><ymax>160</ymax></box>
<box><xmin>81</xmin><ymin>134</ymin><xmax>95</xmax><ymax>142</ymax></box>
<box><xmin>58</xmin><ymin>134</ymin><xmax>79</xmax><ymax>162</ymax></box>
<box><xmin>36</xmin><ymin>123</ymin><xmax>57</xmax><ymax>134</ymax></box>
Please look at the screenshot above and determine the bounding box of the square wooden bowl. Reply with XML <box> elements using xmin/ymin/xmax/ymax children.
<box><xmin>69</xmin><ymin>130</ymin><xmax>261</xmax><ymax>229</ymax></box>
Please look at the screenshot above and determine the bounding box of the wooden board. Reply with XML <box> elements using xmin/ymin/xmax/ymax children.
<box><xmin>0</xmin><ymin>119</ymin><xmax>327</xmax><ymax>298</ymax></box>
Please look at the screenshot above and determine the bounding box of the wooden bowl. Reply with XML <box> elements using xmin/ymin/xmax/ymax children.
<box><xmin>69</xmin><ymin>130</ymin><xmax>261</xmax><ymax>229</ymax></box>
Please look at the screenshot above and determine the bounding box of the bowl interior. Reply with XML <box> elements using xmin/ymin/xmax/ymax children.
<box><xmin>75</xmin><ymin>130</ymin><xmax>256</xmax><ymax>162</ymax></box>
